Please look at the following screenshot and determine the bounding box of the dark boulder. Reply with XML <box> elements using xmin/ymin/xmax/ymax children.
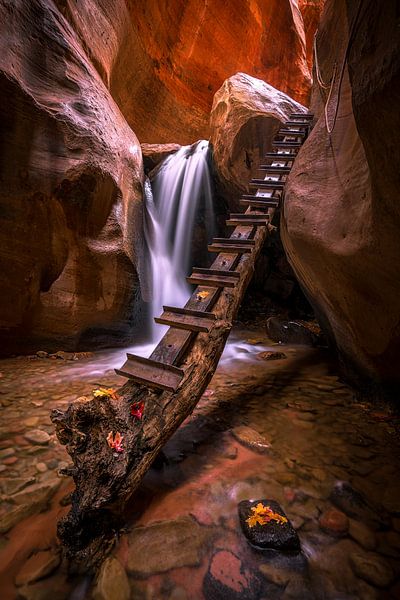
<box><xmin>238</xmin><ymin>499</ymin><xmax>300</xmax><ymax>552</ymax></box>
<box><xmin>266</xmin><ymin>317</ymin><xmax>326</xmax><ymax>346</ymax></box>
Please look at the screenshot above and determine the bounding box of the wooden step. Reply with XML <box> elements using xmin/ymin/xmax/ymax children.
<box><xmin>277</xmin><ymin>129</ymin><xmax>306</xmax><ymax>137</ymax></box>
<box><xmin>187</xmin><ymin>270</ymin><xmax>239</xmax><ymax>287</ymax></box>
<box><xmin>290</xmin><ymin>113</ymin><xmax>313</xmax><ymax>119</ymax></box>
<box><xmin>258</xmin><ymin>165</ymin><xmax>291</xmax><ymax>173</ymax></box>
<box><xmin>284</xmin><ymin>120</ymin><xmax>311</xmax><ymax>127</ymax></box>
<box><xmin>207</xmin><ymin>237</ymin><xmax>254</xmax><ymax>254</ymax></box>
<box><xmin>155</xmin><ymin>306</ymin><xmax>216</xmax><ymax>333</ymax></box>
<box><xmin>240</xmin><ymin>197</ymin><xmax>280</xmax><ymax>208</ymax></box>
<box><xmin>241</xmin><ymin>194</ymin><xmax>280</xmax><ymax>201</ymax></box>
<box><xmin>226</xmin><ymin>213</ymin><xmax>269</xmax><ymax>226</ymax></box>
<box><xmin>115</xmin><ymin>354</ymin><xmax>184</xmax><ymax>392</ymax></box>
<box><xmin>192</xmin><ymin>267</ymin><xmax>240</xmax><ymax>278</ymax></box>
<box><xmin>249</xmin><ymin>179</ymin><xmax>284</xmax><ymax>189</ymax></box>
<box><xmin>272</xmin><ymin>141</ymin><xmax>302</xmax><ymax>148</ymax></box>
<box><xmin>264</xmin><ymin>152</ymin><xmax>297</xmax><ymax>159</ymax></box>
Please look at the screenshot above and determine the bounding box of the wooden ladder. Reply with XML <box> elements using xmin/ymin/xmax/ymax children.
<box><xmin>116</xmin><ymin>112</ymin><xmax>313</xmax><ymax>391</ymax></box>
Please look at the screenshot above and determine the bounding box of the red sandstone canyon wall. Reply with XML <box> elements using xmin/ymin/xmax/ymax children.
<box><xmin>0</xmin><ymin>0</ymin><xmax>145</xmax><ymax>355</ymax></box>
<box><xmin>282</xmin><ymin>0</ymin><xmax>400</xmax><ymax>390</ymax></box>
<box><xmin>56</xmin><ymin>0</ymin><xmax>321</xmax><ymax>144</ymax></box>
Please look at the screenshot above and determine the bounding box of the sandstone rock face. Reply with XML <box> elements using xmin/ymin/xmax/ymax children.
<box><xmin>0</xmin><ymin>0</ymin><xmax>145</xmax><ymax>355</ymax></box>
<box><xmin>282</xmin><ymin>0</ymin><xmax>400</xmax><ymax>390</ymax></box>
<box><xmin>298</xmin><ymin>1</ymin><xmax>326</xmax><ymax>70</ymax></box>
<box><xmin>141</xmin><ymin>143</ymin><xmax>181</xmax><ymax>174</ymax></box>
<box><xmin>57</xmin><ymin>0</ymin><xmax>314</xmax><ymax>144</ymax></box>
<box><xmin>209</xmin><ymin>73</ymin><xmax>306</xmax><ymax>208</ymax></box>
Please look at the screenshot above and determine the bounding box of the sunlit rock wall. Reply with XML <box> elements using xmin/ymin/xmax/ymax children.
<box><xmin>282</xmin><ymin>0</ymin><xmax>400</xmax><ymax>391</ymax></box>
<box><xmin>0</xmin><ymin>0</ymin><xmax>144</xmax><ymax>355</ymax></box>
<box><xmin>56</xmin><ymin>0</ymin><xmax>318</xmax><ymax>144</ymax></box>
<box><xmin>209</xmin><ymin>72</ymin><xmax>306</xmax><ymax>209</ymax></box>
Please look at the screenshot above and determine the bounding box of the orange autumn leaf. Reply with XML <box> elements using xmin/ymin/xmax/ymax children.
<box><xmin>93</xmin><ymin>387</ymin><xmax>119</xmax><ymax>400</ymax></box>
<box><xmin>246</xmin><ymin>502</ymin><xmax>288</xmax><ymax>528</ymax></box>
<box><xmin>196</xmin><ymin>290</ymin><xmax>210</xmax><ymax>300</ymax></box>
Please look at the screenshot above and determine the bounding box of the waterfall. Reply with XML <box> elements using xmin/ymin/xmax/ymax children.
<box><xmin>136</xmin><ymin>140</ymin><xmax>215</xmax><ymax>355</ymax></box>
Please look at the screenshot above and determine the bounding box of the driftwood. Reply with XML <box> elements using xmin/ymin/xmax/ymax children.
<box><xmin>50</xmin><ymin>218</ymin><xmax>275</xmax><ymax>569</ymax></box>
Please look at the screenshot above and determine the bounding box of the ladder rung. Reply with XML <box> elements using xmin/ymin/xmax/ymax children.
<box><xmin>227</xmin><ymin>218</ymin><xmax>269</xmax><ymax>226</ymax></box>
<box><xmin>155</xmin><ymin>308</ymin><xmax>216</xmax><ymax>333</ymax></box>
<box><xmin>187</xmin><ymin>272</ymin><xmax>239</xmax><ymax>287</ymax></box>
<box><xmin>240</xmin><ymin>198</ymin><xmax>280</xmax><ymax>208</ymax></box>
<box><xmin>272</xmin><ymin>141</ymin><xmax>302</xmax><ymax>148</ymax></box>
<box><xmin>264</xmin><ymin>152</ymin><xmax>297</xmax><ymax>159</ymax></box>
<box><xmin>162</xmin><ymin>305</ymin><xmax>217</xmax><ymax>318</ymax></box>
<box><xmin>207</xmin><ymin>242</ymin><xmax>253</xmax><ymax>254</ymax></box>
<box><xmin>285</xmin><ymin>120</ymin><xmax>311</xmax><ymax>127</ymax></box>
<box><xmin>192</xmin><ymin>267</ymin><xmax>240</xmax><ymax>278</ymax></box>
<box><xmin>258</xmin><ymin>165</ymin><xmax>291</xmax><ymax>173</ymax></box>
<box><xmin>212</xmin><ymin>237</ymin><xmax>255</xmax><ymax>246</ymax></box>
<box><xmin>115</xmin><ymin>354</ymin><xmax>184</xmax><ymax>392</ymax></box>
<box><xmin>290</xmin><ymin>113</ymin><xmax>313</xmax><ymax>119</ymax></box>
<box><xmin>249</xmin><ymin>180</ymin><xmax>284</xmax><ymax>189</ymax></box>
<box><xmin>277</xmin><ymin>129</ymin><xmax>306</xmax><ymax>137</ymax></box>
<box><xmin>241</xmin><ymin>194</ymin><xmax>280</xmax><ymax>200</ymax></box>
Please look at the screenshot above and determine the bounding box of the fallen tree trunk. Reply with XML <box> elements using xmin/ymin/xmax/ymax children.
<box><xmin>51</xmin><ymin>219</ymin><xmax>276</xmax><ymax>569</ymax></box>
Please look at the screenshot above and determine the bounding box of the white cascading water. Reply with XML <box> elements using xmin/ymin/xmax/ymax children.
<box><xmin>135</xmin><ymin>140</ymin><xmax>215</xmax><ymax>355</ymax></box>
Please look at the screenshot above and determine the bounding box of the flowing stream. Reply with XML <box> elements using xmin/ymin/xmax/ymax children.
<box><xmin>135</xmin><ymin>140</ymin><xmax>216</xmax><ymax>355</ymax></box>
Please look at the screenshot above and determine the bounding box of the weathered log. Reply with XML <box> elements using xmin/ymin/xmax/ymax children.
<box><xmin>50</xmin><ymin>216</ymin><xmax>276</xmax><ymax>570</ymax></box>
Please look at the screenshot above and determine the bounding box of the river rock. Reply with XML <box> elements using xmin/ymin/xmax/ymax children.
<box><xmin>127</xmin><ymin>516</ymin><xmax>213</xmax><ymax>576</ymax></box>
<box><xmin>15</xmin><ymin>550</ymin><xmax>60</xmax><ymax>586</ymax></box>
<box><xmin>349</xmin><ymin>519</ymin><xmax>376</xmax><ymax>551</ymax></box>
<box><xmin>12</xmin><ymin>479</ymin><xmax>61</xmax><ymax>508</ymax></box>
<box><xmin>256</xmin><ymin>351</ymin><xmax>287</xmax><ymax>361</ymax></box>
<box><xmin>0</xmin><ymin>447</ymin><xmax>15</xmax><ymax>459</ymax></box>
<box><xmin>0</xmin><ymin>505</ymin><xmax>34</xmax><ymax>534</ymax></box>
<box><xmin>0</xmin><ymin>477</ymin><xmax>36</xmax><ymax>496</ymax></box>
<box><xmin>329</xmin><ymin>481</ymin><xmax>389</xmax><ymax>527</ymax></box>
<box><xmin>209</xmin><ymin>72</ymin><xmax>306</xmax><ymax>208</ymax></box>
<box><xmin>93</xmin><ymin>557</ymin><xmax>130</xmax><ymax>600</ymax></box>
<box><xmin>266</xmin><ymin>317</ymin><xmax>324</xmax><ymax>346</ymax></box>
<box><xmin>231</xmin><ymin>426</ymin><xmax>271</xmax><ymax>453</ymax></box>
<box><xmin>350</xmin><ymin>552</ymin><xmax>395</xmax><ymax>587</ymax></box>
<box><xmin>203</xmin><ymin>550</ymin><xmax>263</xmax><ymax>600</ymax></box>
<box><xmin>239</xmin><ymin>499</ymin><xmax>300</xmax><ymax>552</ymax></box>
<box><xmin>141</xmin><ymin>143</ymin><xmax>181</xmax><ymax>173</ymax></box>
<box><xmin>319</xmin><ymin>509</ymin><xmax>349</xmax><ymax>537</ymax></box>
<box><xmin>24</xmin><ymin>430</ymin><xmax>51</xmax><ymax>445</ymax></box>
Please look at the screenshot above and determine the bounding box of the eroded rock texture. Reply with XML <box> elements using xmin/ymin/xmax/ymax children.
<box><xmin>0</xmin><ymin>0</ymin><xmax>144</xmax><ymax>356</ymax></box>
<box><xmin>282</xmin><ymin>0</ymin><xmax>400</xmax><ymax>390</ymax></box>
<box><xmin>209</xmin><ymin>73</ymin><xmax>306</xmax><ymax>208</ymax></box>
<box><xmin>56</xmin><ymin>0</ymin><xmax>315</xmax><ymax>144</ymax></box>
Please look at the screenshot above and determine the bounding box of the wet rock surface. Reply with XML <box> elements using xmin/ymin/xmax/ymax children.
<box><xmin>0</xmin><ymin>324</ymin><xmax>399</xmax><ymax>599</ymax></box>
<box><xmin>239</xmin><ymin>499</ymin><xmax>300</xmax><ymax>552</ymax></box>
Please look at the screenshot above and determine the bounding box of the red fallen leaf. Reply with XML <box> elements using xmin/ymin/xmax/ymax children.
<box><xmin>131</xmin><ymin>401</ymin><xmax>144</xmax><ymax>420</ymax></box>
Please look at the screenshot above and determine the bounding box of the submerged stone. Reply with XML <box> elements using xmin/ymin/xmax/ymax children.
<box><xmin>238</xmin><ymin>499</ymin><xmax>300</xmax><ymax>552</ymax></box>
<box><xmin>203</xmin><ymin>550</ymin><xmax>263</xmax><ymax>600</ymax></box>
<box><xmin>231</xmin><ymin>426</ymin><xmax>271</xmax><ymax>453</ymax></box>
<box><xmin>256</xmin><ymin>351</ymin><xmax>287</xmax><ymax>361</ymax></box>
<box><xmin>350</xmin><ymin>552</ymin><xmax>395</xmax><ymax>587</ymax></box>
<box><xmin>93</xmin><ymin>557</ymin><xmax>130</xmax><ymax>600</ymax></box>
<box><xmin>15</xmin><ymin>550</ymin><xmax>60</xmax><ymax>586</ymax></box>
<box><xmin>127</xmin><ymin>516</ymin><xmax>213</xmax><ymax>576</ymax></box>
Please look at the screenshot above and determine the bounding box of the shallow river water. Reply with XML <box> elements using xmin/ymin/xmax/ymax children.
<box><xmin>0</xmin><ymin>326</ymin><xmax>399</xmax><ymax>599</ymax></box>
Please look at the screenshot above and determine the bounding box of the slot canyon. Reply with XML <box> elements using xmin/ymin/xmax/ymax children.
<box><xmin>0</xmin><ymin>1</ymin><xmax>399</xmax><ymax>599</ymax></box>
